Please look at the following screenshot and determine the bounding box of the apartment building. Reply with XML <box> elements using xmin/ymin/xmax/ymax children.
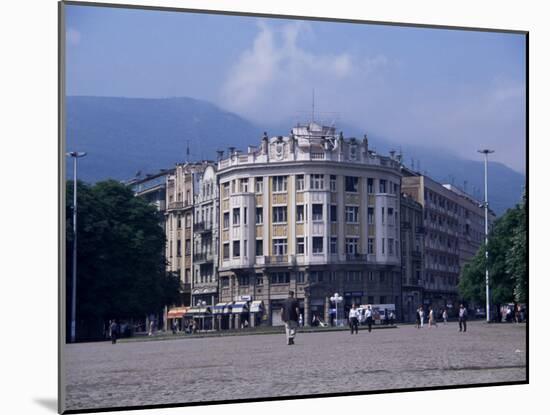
<box><xmin>216</xmin><ymin>123</ymin><xmax>403</xmax><ymax>328</ymax></box>
<box><xmin>400</xmin><ymin>193</ymin><xmax>425</xmax><ymax>322</ymax></box>
<box><xmin>165</xmin><ymin>162</ymin><xmax>208</xmax><ymax>306</ymax></box>
<box><xmin>401</xmin><ymin>169</ymin><xmax>491</xmax><ymax>312</ymax></box>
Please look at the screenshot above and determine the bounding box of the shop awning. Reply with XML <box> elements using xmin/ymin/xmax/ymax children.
<box><xmin>186</xmin><ymin>306</ymin><xmax>211</xmax><ymax>316</ymax></box>
<box><xmin>223</xmin><ymin>302</ymin><xmax>234</xmax><ymax>314</ymax></box>
<box><xmin>231</xmin><ymin>301</ymin><xmax>249</xmax><ymax>314</ymax></box>
<box><xmin>213</xmin><ymin>303</ymin><xmax>228</xmax><ymax>314</ymax></box>
<box><xmin>167</xmin><ymin>307</ymin><xmax>189</xmax><ymax>319</ymax></box>
<box><xmin>250</xmin><ymin>300</ymin><xmax>264</xmax><ymax>313</ymax></box>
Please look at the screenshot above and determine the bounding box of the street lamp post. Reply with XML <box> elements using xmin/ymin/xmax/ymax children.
<box><xmin>478</xmin><ymin>149</ymin><xmax>494</xmax><ymax>323</ymax></box>
<box><xmin>330</xmin><ymin>293</ymin><xmax>343</xmax><ymax>326</ymax></box>
<box><xmin>67</xmin><ymin>151</ymin><xmax>87</xmax><ymax>343</ymax></box>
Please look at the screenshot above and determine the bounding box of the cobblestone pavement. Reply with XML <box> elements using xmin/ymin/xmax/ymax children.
<box><xmin>64</xmin><ymin>321</ymin><xmax>527</xmax><ymax>411</ymax></box>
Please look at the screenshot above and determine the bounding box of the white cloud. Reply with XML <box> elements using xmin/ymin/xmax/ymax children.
<box><xmin>66</xmin><ymin>28</ymin><xmax>81</xmax><ymax>46</ymax></box>
<box><xmin>220</xmin><ymin>22</ymin><xmax>385</xmax><ymax>123</ymax></box>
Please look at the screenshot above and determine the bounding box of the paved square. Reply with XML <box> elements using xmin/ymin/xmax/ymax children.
<box><xmin>64</xmin><ymin>321</ymin><xmax>527</xmax><ymax>411</ymax></box>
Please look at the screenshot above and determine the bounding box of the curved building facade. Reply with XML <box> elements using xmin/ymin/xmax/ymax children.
<box><xmin>217</xmin><ymin>123</ymin><xmax>403</xmax><ymax>327</ymax></box>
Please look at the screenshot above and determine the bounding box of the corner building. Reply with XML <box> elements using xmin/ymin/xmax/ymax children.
<box><xmin>217</xmin><ymin>123</ymin><xmax>403</xmax><ymax>327</ymax></box>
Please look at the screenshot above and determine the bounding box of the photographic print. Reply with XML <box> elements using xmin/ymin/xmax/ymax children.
<box><xmin>60</xmin><ymin>1</ymin><xmax>527</xmax><ymax>413</ymax></box>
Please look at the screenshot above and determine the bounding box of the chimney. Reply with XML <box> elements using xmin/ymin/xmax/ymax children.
<box><xmin>216</xmin><ymin>150</ymin><xmax>224</xmax><ymax>161</ymax></box>
<box><xmin>228</xmin><ymin>146</ymin><xmax>235</xmax><ymax>156</ymax></box>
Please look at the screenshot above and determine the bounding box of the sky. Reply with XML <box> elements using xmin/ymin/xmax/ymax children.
<box><xmin>65</xmin><ymin>4</ymin><xmax>526</xmax><ymax>173</ymax></box>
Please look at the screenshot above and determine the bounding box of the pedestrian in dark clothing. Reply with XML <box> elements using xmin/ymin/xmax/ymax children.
<box><xmin>110</xmin><ymin>320</ymin><xmax>118</xmax><ymax>344</ymax></box>
<box><xmin>349</xmin><ymin>304</ymin><xmax>359</xmax><ymax>334</ymax></box>
<box><xmin>415</xmin><ymin>307</ymin><xmax>421</xmax><ymax>329</ymax></box>
<box><xmin>365</xmin><ymin>305</ymin><xmax>373</xmax><ymax>332</ymax></box>
<box><xmin>458</xmin><ymin>304</ymin><xmax>468</xmax><ymax>332</ymax></box>
<box><xmin>281</xmin><ymin>290</ymin><xmax>300</xmax><ymax>345</ymax></box>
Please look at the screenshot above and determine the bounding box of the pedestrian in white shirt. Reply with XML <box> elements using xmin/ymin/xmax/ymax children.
<box><xmin>349</xmin><ymin>304</ymin><xmax>359</xmax><ymax>334</ymax></box>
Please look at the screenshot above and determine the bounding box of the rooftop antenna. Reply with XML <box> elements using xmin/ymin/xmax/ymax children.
<box><xmin>312</xmin><ymin>88</ymin><xmax>315</xmax><ymax>123</ymax></box>
<box><xmin>186</xmin><ymin>139</ymin><xmax>190</xmax><ymax>163</ymax></box>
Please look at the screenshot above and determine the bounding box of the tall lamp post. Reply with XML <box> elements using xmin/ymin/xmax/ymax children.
<box><xmin>67</xmin><ymin>151</ymin><xmax>87</xmax><ymax>343</ymax></box>
<box><xmin>330</xmin><ymin>293</ymin><xmax>343</xmax><ymax>326</ymax></box>
<box><xmin>478</xmin><ymin>149</ymin><xmax>494</xmax><ymax>323</ymax></box>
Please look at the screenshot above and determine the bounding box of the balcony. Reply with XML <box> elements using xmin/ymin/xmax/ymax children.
<box><xmin>265</xmin><ymin>255</ymin><xmax>289</xmax><ymax>265</ymax></box>
<box><xmin>167</xmin><ymin>201</ymin><xmax>189</xmax><ymax>210</ymax></box>
<box><xmin>194</xmin><ymin>221</ymin><xmax>212</xmax><ymax>233</ymax></box>
<box><xmin>345</xmin><ymin>253</ymin><xmax>369</xmax><ymax>263</ymax></box>
<box><xmin>193</xmin><ymin>252</ymin><xmax>214</xmax><ymax>263</ymax></box>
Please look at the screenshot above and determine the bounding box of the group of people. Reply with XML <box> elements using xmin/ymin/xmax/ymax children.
<box><xmin>414</xmin><ymin>304</ymin><xmax>468</xmax><ymax>332</ymax></box>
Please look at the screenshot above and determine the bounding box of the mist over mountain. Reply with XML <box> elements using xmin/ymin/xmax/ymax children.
<box><xmin>66</xmin><ymin>96</ymin><xmax>525</xmax><ymax>216</ymax></box>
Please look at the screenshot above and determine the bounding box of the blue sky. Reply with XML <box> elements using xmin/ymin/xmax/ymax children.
<box><xmin>65</xmin><ymin>4</ymin><xmax>526</xmax><ymax>172</ymax></box>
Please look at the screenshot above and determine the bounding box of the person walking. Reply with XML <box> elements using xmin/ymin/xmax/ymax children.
<box><xmin>298</xmin><ymin>313</ymin><xmax>303</xmax><ymax>328</ymax></box>
<box><xmin>415</xmin><ymin>307</ymin><xmax>421</xmax><ymax>329</ymax></box>
<box><xmin>458</xmin><ymin>304</ymin><xmax>468</xmax><ymax>332</ymax></box>
<box><xmin>349</xmin><ymin>304</ymin><xmax>359</xmax><ymax>334</ymax></box>
<box><xmin>428</xmin><ymin>307</ymin><xmax>437</xmax><ymax>328</ymax></box>
<box><xmin>419</xmin><ymin>306</ymin><xmax>425</xmax><ymax>328</ymax></box>
<box><xmin>365</xmin><ymin>305</ymin><xmax>373</xmax><ymax>333</ymax></box>
<box><xmin>110</xmin><ymin>319</ymin><xmax>118</xmax><ymax>344</ymax></box>
<box><xmin>281</xmin><ymin>290</ymin><xmax>300</xmax><ymax>345</ymax></box>
<box><xmin>389</xmin><ymin>311</ymin><xmax>395</xmax><ymax>326</ymax></box>
<box><xmin>442</xmin><ymin>309</ymin><xmax>448</xmax><ymax>325</ymax></box>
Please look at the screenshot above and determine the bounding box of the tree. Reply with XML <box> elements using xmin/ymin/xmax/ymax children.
<box><xmin>66</xmin><ymin>180</ymin><xmax>180</xmax><ymax>340</ymax></box>
<box><xmin>458</xmin><ymin>201</ymin><xmax>524</xmax><ymax>309</ymax></box>
<box><xmin>507</xmin><ymin>191</ymin><xmax>527</xmax><ymax>303</ymax></box>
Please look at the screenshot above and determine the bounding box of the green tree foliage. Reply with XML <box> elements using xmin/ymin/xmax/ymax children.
<box><xmin>66</xmin><ymin>180</ymin><xmax>180</xmax><ymax>340</ymax></box>
<box><xmin>507</xmin><ymin>192</ymin><xmax>527</xmax><ymax>303</ymax></box>
<box><xmin>459</xmin><ymin>198</ymin><xmax>526</xmax><ymax>307</ymax></box>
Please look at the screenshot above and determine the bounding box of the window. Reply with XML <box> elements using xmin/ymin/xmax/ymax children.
<box><xmin>380</xmin><ymin>272</ymin><xmax>386</xmax><ymax>283</ymax></box>
<box><xmin>273</xmin><ymin>176</ymin><xmax>287</xmax><ymax>192</ymax></box>
<box><xmin>367</xmin><ymin>178</ymin><xmax>374</xmax><ymax>193</ymax></box>
<box><xmin>256</xmin><ymin>207</ymin><xmax>263</xmax><ymax>224</ymax></box>
<box><xmin>256</xmin><ymin>239</ymin><xmax>263</xmax><ymax>256</ymax></box>
<box><xmin>297</xmin><ymin>272</ymin><xmax>305</xmax><ymax>283</ymax></box>
<box><xmin>347</xmin><ymin>271</ymin><xmax>361</xmax><ymax>282</ymax></box>
<box><xmin>238</xmin><ymin>275</ymin><xmax>249</xmax><ymax>286</ymax></box>
<box><xmin>379</xmin><ymin>179</ymin><xmax>387</xmax><ymax>193</ymax></box>
<box><xmin>272</xmin><ymin>206</ymin><xmax>287</xmax><ymax>223</ymax></box>
<box><xmin>388</xmin><ymin>238</ymin><xmax>394</xmax><ymax>255</ymax></box>
<box><xmin>272</xmin><ymin>239</ymin><xmax>287</xmax><ymax>255</ymax></box>
<box><xmin>233</xmin><ymin>241</ymin><xmax>240</xmax><ymax>257</ymax></box>
<box><xmin>256</xmin><ymin>274</ymin><xmax>263</xmax><ymax>285</ymax></box>
<box><xmin>243</xmin><ymin>240</ymin><xmax>248</xmax><ymax>257</ymax></box>
<box><xmin>329</xmin><ymin>271</ymin><xmax>337</xmax><ymax>282</ymax></box>
<box><xmin>312</xmin><ymin>237</ymin><xmax>323</xmax><ymax>254</ymax></box>
<box><xmin>368</xmin><ymin>271</ymin><xmax>374</xmax><ymax>282</ymax></box>
<box><xmin>330</xmin><ymin>205</ymin><xmax>337</xmax><ymax>222</ymax></box>
<box><xmin>312</xmin><ymin>204</ymin><xmax>323</xmax><ymax>221</ymax></box>
<box><xmin>186</xmin><ymin>213</ymin><xmax>191</xmax><ymax>228</ymax></box>
<box><xmin>255</xmin><ymin>177</ymin><xmax>263</xmax><ymax>193</ymax></box>
<box><xmin>330</xmin><ymin>175</ymin><xmax>337</xmax><ymax>191</ymax></box>
<box><xmin>223</xmin><ymin>243</ymin><xmax>229</xmax><ymax>259</ymax></box>
<box><xmin>296</xmin><ymin>205</ymin><xmax>304</xmax><ymax>222</ymax></box>
<box><xmin>330</xmin><ymin>237</ymin><xmax>338</xmax><ymax>254</ymax></box>
<box><xmin>296</xmin><ymin>175</ymin><xmax>304</xmax><ymax>191</ymax></box>
<box><xmin>271</xmin><ymin>272</ymin><xmax>290</xmax><ymax>284</ymax></box>
<box><xmin>310</xmin><ymin>271</ymin><xmax>324</xmax><ymax>282</ymax></box>
<box><xmin>233</xmin><ymin>208</ymin><xmax>240</xmax><ymax>225</ymax></box>
<box><xmin>345</xmin><ymin>176</ymin><xmax>359</xmax><ymax>192</ymax></box>
<box><xmin>177</xmin><ymin>216</ymin><xmax>182</xmax><ymax>229</ymax></box>
<box><xmin>221</xmin><ymin>277</ymin><xmax>229</xmax><ymax>287</ymax></box>
<box><xmin>368</xmin><ymin>207</ymin><xmax>374</xmax><ymax>224</ymax></box>
<box><xmin>222</xmin><ymin>182</ymin><xmax>229</xmax><ymax>198</ymax></box>
<box><xmin>223</xmin><ymin>212</ymin><xmax>229</xmax><ymax>229</ymax></box>
<box><xmin>381</xmin><ymin>207</ymin><xmax>385</xmax><ymax>224</ymax></box>
<box><xmin>382</xmin><ymin>238</ymin><xmax>385</xmax><ymax>254</ymax></box>
<box><xmin>345</xmin><ymin>206</ymin><xmax>359</xmax><ymax>223</ymax></box>
<box><xmin>297</xmin><ymin>237</ymin><xmax>305</xmax><ymax>254</ymax></box>
<box><xmin>186</xmin><ymin>190</ymin><xmax>191</xmax><ymax>204</ymax></box>
<box><xmin>177</xmin><ymin>240</ymin><xmax>181</xmax><ymax>257</ymax></box>
<box><xmin>345</xmin><ymin>238</ymin><xmax>359</xmax><ymax>255</ymax></box>
<box><xmin>243</xmin><ymin>207</ymin><xmax>248</xmax><ymax>225</ymax></box>
<box><xmin>380</xmin><ymin>296</ymin><xmax>387</xmax><ymax>304</ymax></box>
<box><xmin>185</xmin><ymin>239</ymin><xmax>191</xmax><ymax>256</ymax></box>
<box><xmin>368</xmin><ymin>296</ymin><xmax>374</xmax><ymax>304</ymax></box>
<box><xmin>310</xmin><ymin>174</ymin><xmax>324</xmax><ymax>190</ymax></box>
<box><xmin>239</xmin><ymin>178</ymin><xmax>249</xmax><ymax>193</ymax></box>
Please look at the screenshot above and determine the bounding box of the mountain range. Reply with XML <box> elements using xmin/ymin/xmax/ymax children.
<box><xmin>66</xmin><ymin>96</ymin><xmax>525</xmax><ymax>216</ymax></box>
